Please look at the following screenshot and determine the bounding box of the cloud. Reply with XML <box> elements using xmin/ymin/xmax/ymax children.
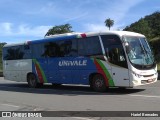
<box><xmin>0</xmin><ymin>22</ymin><xmax>12</xmax><ymax>35</ymax></box>
<box><xmin>63</xmin><ymin>12</ymin><xmax>89</xmax><ymax>23</ymax></box>
<box><xmin>84</xmin><ymin>23</ymin><xmax>107</xmax><ymax>32</ymax></box>
<box><xmin>0</xmin><ymin>22</ymin><xmax>51</xmax><ymax>37</ymax></box>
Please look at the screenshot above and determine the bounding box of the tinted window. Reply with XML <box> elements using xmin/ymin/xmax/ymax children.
<box><xmin>101</xmin><ymin>35</ymin><xmax>127</xmax><ymax>68</ymax></box>
<box><xmin>42</xmin><ymin>42</ymin><xmax>59</xmax><ymax>57</ymax></box>
<box><xmin>32</xmin><ymin>43</ymin><xmax>45</xmax><ymax>58</ymax></box>
<box><xmin>3</xmin><ymin>46</ymin><xmax>24</xmax><ymax>60</ymax></box>
<box><xmin>78</xmin><ymin>36</ymin><xmax>102</xmax><ymax>56</ymax></box>
<box><xmin>42</xmin><ymin>39</ymin><xmax>78</xmax><ymax>57</ymax></box>
<box><xmin>101</xmin><ymin>35</ymin><xmax>121</xmax><ymax>46</ymax></box>
<box><xmin>22</xmin><ymin>45</ymin><xmax>31</xmax><ymax>59</ymax></box>
<box><xmin>58</xmin><ymin>40</ymin><xmax>78</xmax><ymax>57</ymax></box>
<box><xmin>3</xmin><ymin>45</ymin><xmax>32</xmax><ymax>60</ymax></box>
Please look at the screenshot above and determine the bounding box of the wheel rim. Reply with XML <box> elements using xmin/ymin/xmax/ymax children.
<box><xmin>95</xmin><ymin>78</ymin><xmax>103</xmax><ymax>88</ymax></box>
<box><xmin>29</xmin><ymin>75</ymin><xmax>36</xmax><ymax>87</ymax></box>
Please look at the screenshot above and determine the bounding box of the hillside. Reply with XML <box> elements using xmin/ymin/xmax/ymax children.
<box><xmin>123</xmin><ymin>11</ymin><xmax>160</xmax><ymax>40</ymax></box>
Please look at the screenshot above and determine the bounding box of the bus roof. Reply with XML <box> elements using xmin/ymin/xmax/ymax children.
<box><xmin>4</xmin><ymin>31</ymin><xmax>145</xmax><ymax>47</ymax></box>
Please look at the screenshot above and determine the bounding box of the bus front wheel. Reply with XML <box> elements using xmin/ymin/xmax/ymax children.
<box><xmin>92</xmin><ymin>74</ymin><xmax>106</xmax><ymax>92</ymax></box>
<box><xmin>27</xmin><ymin>74</ymin><xmax>38</xmax><ymax>88</ymax></box>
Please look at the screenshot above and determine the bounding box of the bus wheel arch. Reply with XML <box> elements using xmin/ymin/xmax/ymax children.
<box><xmin>89</xmin><ymin>73</ymin><xmax>107</xmax><ymax>92</ymax></box>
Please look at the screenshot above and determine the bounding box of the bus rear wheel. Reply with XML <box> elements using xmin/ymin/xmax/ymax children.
<box><xmin>27</xmin><ymin>74</ymin><xmax>39</xmax><ymax>88</ymax></box>
<box><xmin>91</xmin><ymin>74</ymin><xmax>106</xmax><ymax>92</ymax></box>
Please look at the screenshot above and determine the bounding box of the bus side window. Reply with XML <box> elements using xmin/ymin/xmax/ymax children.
<box><xmin>23</xmin><ymin>45</ymin><xmax>31</xmax><ymax>59</ymax></box>
<box><xmin>42</xmin><ymin>42</ymin><xmax>59</xmax><ymax>57</ymax></box>
<box><xmin>57</xmin><ymin>40</ymin><xmax>78</xmax><ymax>57</ymax></box>
<box><xmin>78</xmin><ymin>36</ymin><xmax>102</xmax><ymax>56</ymax></box>
<box><xmin>3</xmin><ymin>46</ymin><xmax>24</xmax><ymax>60</ymax></box>
<box><xmin>32</xmin><ymin>43</ymin><xmax>44</xmax><ymax>59</ymax></box>
<box><xmin>101</xmin><ymin>35</ymin><xmax>127</xmax><ymax>68</ymax></box>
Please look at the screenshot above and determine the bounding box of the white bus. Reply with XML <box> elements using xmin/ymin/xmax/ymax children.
<box><xmin>2</xmin><ymin>31</ymin><xmax>158</xmax><ymax>91</ymax></box>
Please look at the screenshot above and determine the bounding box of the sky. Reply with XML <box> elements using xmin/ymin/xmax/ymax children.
<box><xmin>0</xmin><ymin>0</ymin><xmax>160</xmax><ymax>43</ymax></box>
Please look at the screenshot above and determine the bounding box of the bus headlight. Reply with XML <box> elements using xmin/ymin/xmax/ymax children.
<box><xmin>132</xmin><ymin>71</ymin><xmax>143</xmax><ymax>78</ymax></box>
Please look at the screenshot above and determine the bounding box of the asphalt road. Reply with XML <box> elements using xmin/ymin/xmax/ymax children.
<box><xmin>0</xmin><ymin>77</ymin><xmax>160</xmax><ymax>120</ymax></box>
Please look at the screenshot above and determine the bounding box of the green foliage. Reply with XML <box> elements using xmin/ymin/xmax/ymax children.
<box><xmin>0</xmin><ymin>42</ymin><xmax>7</xmax><ymax>71</ymax></box>
<box><xmin>149</xmin><ymin>37</ymin><xmax>160</xmax><ymax>63</ymax></box>
<box><xmin>123</xmin><ymin>11</ymin><xmax>160</xmax><ymax>39</ymax></box>
<box><xmin>104</xmin><ymin>18</ymin><xmax>114</xmax><ymax>30</ymax></box>
<box><xmin>45</xmin><ymin>24</ymin><xmax>73</xmax><ymax>36</ymax></box>
<box><xmin>125</xmin><ymin>19</ymin><xmax>151</xmax><ymax>38</ymax></box>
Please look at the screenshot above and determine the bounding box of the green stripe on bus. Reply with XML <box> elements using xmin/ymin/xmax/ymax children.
<box><xmin>96</xmin><ymin>59</ymin><xmax>115</xmax><ymax>86</ymax></box>
<box><xmin>33</xmin><ymin>59</ymin><xmax>48</xmax><ymax>83</ymax></box>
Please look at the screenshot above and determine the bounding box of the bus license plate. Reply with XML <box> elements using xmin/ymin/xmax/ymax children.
<box><xmin>148</xmin><ymin>79</ymin><xmax>153</xmax><ymax>82</ymax></box>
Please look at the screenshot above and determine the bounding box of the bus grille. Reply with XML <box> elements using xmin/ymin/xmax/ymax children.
<box><xmin>143</xmin><ymin>74</ymin><xmax>154</xmax><ymax>78</ymax></box>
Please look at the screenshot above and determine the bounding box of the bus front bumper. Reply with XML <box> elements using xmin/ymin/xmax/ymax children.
<box><xmin>132</xmin><ymin>72</ymin><xmax>158</xmax><ymax>87</ymax></box>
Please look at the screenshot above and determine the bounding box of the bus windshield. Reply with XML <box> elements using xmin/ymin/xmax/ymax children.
<box><xmin>124</xmin><ymin>36</ymin><xmax>155</xmax><ymax>67</ymax></box>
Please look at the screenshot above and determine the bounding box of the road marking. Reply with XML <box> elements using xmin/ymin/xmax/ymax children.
<box><xmin>129</xmin><ymin>94</ymin><xmax>160</xmax><ymax>98</ymax></box>
<box><xmin>72</xmin><ymin>117</ymin><xmax>94</xmax><ymax>120</ymax></box>
<box><xmin>1</xmin><ymin>104</ymin><xmax>20</xmax><ymax>108</ymax></box>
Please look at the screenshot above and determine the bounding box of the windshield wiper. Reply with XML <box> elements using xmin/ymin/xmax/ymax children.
<box><xmin>139</xmin><ymin>39</ymin><xmax>153</xmax><ymax>66</ymax></box>
<box><xmin>139</xmin><ymin>39</ymin><xmax>147</xmax><ymax>68</ymax></box>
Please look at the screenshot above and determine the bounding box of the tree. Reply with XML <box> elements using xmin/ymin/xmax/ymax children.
<box><xmin>124</xmin><ymin>19</ymin><xmax>151</xmax><ymax>38</ymax></box>
<box><xmin>0</xmin><ymin>42</ymin><xmax>7</xmax><ymax>71</ymax></box>
<box><xmin>123</xmin><ymin>11</ymin><xmax>160</xmax><ymax>39</ymax></box>
<box><xmin>105</xmin><ymin>18</ymin><xmax>114</xmax><ymax>30</ymax></box>
<box><xmin>45</xmin><ymin>24</ymin><xmax>73</xmax><ymax>36</ymax></box>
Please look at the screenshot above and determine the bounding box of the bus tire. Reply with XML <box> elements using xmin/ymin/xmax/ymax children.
<box><xmin>92</xmin><ymin>74</ymin><xmax>106</xmax><ymax>92</ymax></box>
<box><xmin>27</xmin><ymin>74</ymin><xmax>38</xmax><ymax>88</ymax></box>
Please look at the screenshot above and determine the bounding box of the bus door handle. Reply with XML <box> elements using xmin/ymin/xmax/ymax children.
<box><xmin>5</xmin><ymin>63</ymin><xmax>8</xmax><ymax>65</ymax></box>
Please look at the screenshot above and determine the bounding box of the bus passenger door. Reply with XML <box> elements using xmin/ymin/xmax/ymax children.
<box><xmin>108</xmin><ymin>45</ymin><xmax>130</xmax><ymax>87</ymax></box>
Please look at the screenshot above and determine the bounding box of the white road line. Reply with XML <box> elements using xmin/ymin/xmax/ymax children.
<box><xmin>72</xmin><ymin>117</ymin><xmax>94</xmax><ymax>120</ymax></box>
<box><xmin>129</xmin><ymin>94</ymin><xmax>160</xmax><ymax>98</ymax></box>
<box><xmin>1</xmin><ymin>103</ymin><xmax>20</xmax><ymax>108</ymax></box>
